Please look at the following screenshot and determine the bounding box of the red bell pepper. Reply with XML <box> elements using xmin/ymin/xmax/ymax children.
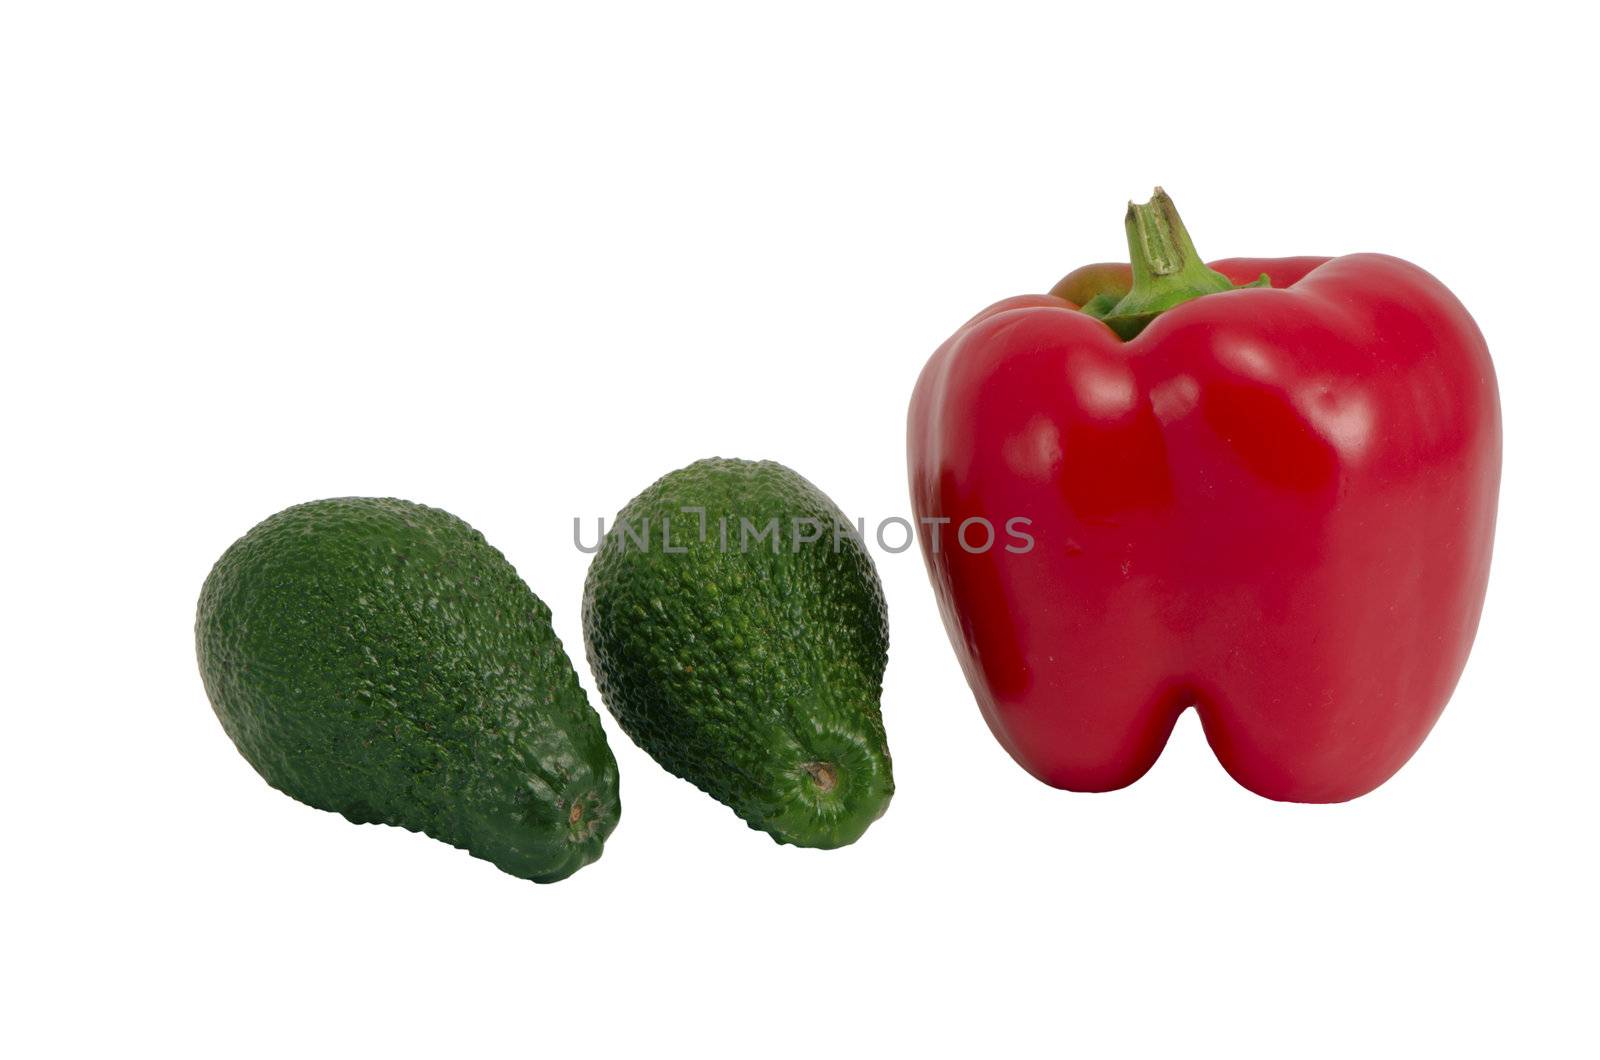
<box><xmin>907</xmin><ymin>189</ymin><xmax>1500</xmax><ymax>802</ymax></box>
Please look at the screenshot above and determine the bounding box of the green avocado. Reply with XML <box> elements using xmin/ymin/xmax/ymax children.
<box><xmin>196</xmin><ymin>497</ymin><xmax>619</xmax><ymax>883</ymax></box>
<box><xmin>582</xmin><ymin>458</ymin><xmax>892</xmax><ymax>848</ymax></box>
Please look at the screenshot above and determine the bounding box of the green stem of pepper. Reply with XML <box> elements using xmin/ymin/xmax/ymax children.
<box><xmin>1086</xmin><ymin>187</ymin><xmax>1268</xmax><ymax>340</ymax></box>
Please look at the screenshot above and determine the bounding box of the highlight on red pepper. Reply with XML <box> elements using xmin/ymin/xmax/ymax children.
<box><xmin>907</xmin><ymin>189</ymin><xmax>1501</xmax><ymax>803</ymax></box>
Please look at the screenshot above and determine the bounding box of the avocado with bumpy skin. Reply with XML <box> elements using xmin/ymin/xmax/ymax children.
<box><xmin>582</xmin><ymin>458</ymin><xmax>892</xmax><ymax>848</ymax></box>
<box><xmin>196</xmin><ymin>497</ymin><xmax>619</xmax><ymax>883</ymax></box>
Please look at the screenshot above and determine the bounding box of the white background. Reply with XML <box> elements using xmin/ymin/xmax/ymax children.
<box><xmin>4</xmin><ymin>3</ymin><xmax>1595</xmax><ymax>1056</ymax></box>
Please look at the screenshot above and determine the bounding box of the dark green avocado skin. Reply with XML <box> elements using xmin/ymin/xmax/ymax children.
<box><xmin>196</xmin><ymin>498</ymin><xmax>619</xmax><ymax>883</ymax></box>
<box><xmin>582</xmin><ymin>459</ymin><xmax>891</xmax><ymax>848</ymax></box>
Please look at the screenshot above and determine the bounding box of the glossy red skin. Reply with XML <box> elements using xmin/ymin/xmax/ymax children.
<box><xmin>908</xmin><ymin>255</ymin><xmax>1500</xmax><ymax>802</ymax></box>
